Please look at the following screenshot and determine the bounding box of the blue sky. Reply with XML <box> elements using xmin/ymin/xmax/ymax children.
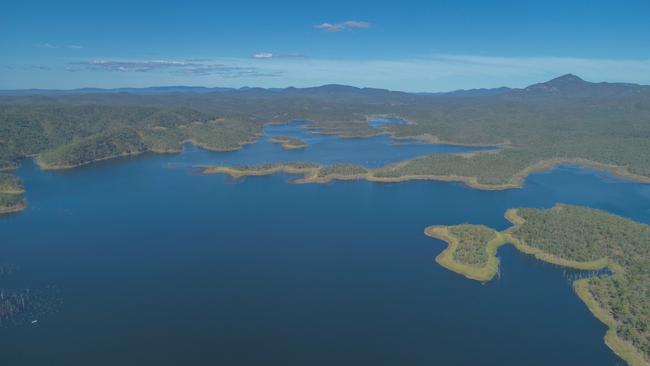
<box><xmin>2</xmin><ymin>0</ymin><xmax>650</xmax><ymax>91</ymax></box>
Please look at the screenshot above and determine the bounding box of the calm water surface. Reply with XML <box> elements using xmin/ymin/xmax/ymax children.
<box><xmin>1</xmin><ymin>124</ymin><xmax>649</xmax><ymax>365</ymax></box>
<box><xmin>172</xmin><ymin>120</ymin><xmax>493</xmax><ymax>168</ymax></box>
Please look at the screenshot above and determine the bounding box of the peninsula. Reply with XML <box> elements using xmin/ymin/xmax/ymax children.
<box><xmin>198</xmin><ymin>155</ymin><xmax>650</xmax><ymax>190</ymax></box>
<box><xmin>425</xmin><ymin>204</ymin><xmax>650</xmax><ymax>366</ymax></box>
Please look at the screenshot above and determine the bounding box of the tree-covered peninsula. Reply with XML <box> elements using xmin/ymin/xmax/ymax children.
<box><xmin>425</xmin><ymin>204</ymin><xmax>650</xmax><ymax>366</ymax></box>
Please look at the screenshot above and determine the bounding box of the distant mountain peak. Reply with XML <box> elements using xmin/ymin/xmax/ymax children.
<box><xmin>517</xmin><ymin>73</ymin><xmax>648</xmax><ymax>98</ymax></box>
<box><xmin>522</xmin><ymin>73</ymin><xmax>589</xmax><ymax>95</ymax></box>
<box><xmin>535</xmin><ymin>74</ymin><xmax>588</xmax><ymax>89</ymax></box>
<box><xmin>550</xmin><ymin>73</ymin><xmax>585</xmax><ymax>83</ymax></box>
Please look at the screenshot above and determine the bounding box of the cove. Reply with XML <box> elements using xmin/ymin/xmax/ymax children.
<box><xmin>1</xmin><ymin>133</ymin><xmax>650</xmax><ymax>365</ymax></box>
<box><xmin>170</xmin><ymin>120</ymin><xmax>495</xmax><ymax>169</ymax></box>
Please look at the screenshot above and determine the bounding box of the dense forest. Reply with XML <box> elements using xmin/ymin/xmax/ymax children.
<box><xmin>427</xmin><ymin>205</ymin><xmax>650</xmax><ymax>366</ymax></box>
<box><xmin>448</xmin><ymin>225</ymin><xmax>498</xmax><ymax>267</ymax></box>
<box><xmin>513</xmin><ymin>205</ymin><xmax>650</xmax><ymax>363</ymax></box>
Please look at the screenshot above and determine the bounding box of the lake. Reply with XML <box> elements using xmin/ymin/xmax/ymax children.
<box><xmin>1</xmin><ymin>122</ymin><xmax>649</xmax><ymax>365</ymax></box>
<box><xmin>171</xmin><ymin>120</ymin><xmax>494</xmax><ymax>169</ymax></box>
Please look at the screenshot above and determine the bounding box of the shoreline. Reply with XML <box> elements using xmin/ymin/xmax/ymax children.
<box><xmin>17</xmin><ymin>117</ymin><xmax>650</xmax><ymax>189</ymax></box>
<box><xmin>424</xmin><ymin>225</ymin><xmax>505</xmax><ymax>281</ymax></box>
<box><xmin>574</xmin><ymin>280</ymin><xmax>647</xmax><ymax>366</ymax></box>
<box><xmin>424</xmin><ymin>210</ymin><xmax>611</xmax><ymax>282</ymax></box>
<box><xmin>35</xmin><ymin>134</ymin><xmax>263</xmax><ymax>171</ymax></box>
<box><xmin>200</xmin><ymin>164</ymin><xmax>319</xmax><ymax>178</ymax></box>
<box><xmin>268</xmin><ymin>136</ymin><xmax>309</xmax><ymax>150</ymax></box>
<box><xmin>0</xmin><ymin>200</ymin><xmax>26</xmax><ymax>215</ymax></box>
<box><xmin>0</xmin><ymin>188</ymin><xmax>26</xmax><ymax>195</ymax></box>
<box><xmin>424</xmin><ymin>208</ymin><xmax>647</xmax><ymax>366</ymax></box>
<box><xmin>198</xmin><ymin>157</ymin><xmax>650</xmax><ymax>190</ymax></box>
<box><xmin>36</xmin><ymin>150</ymin><xmax>148</xmax><ymax>171</ymax></box>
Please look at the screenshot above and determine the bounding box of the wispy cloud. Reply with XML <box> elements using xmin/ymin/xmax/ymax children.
<box><xmin>428</xmin><ymin>54</ymin><xmax>650</xmax><ymax>82</ymax></box>
<box><xmin>35</xmin><ymin>43</ymin><xmax>56</xmax><ymax>49</ymax></box>
<box><xmin>277</xmin><ymin>53</ymin><xmax>307</xmax><ymax>59</ymax></box>
<box><xmin>175</xmin><ymin>64</ymin><xmax>282</xmax><ymax>78</ymax></box>
<box><xmin>252</xmin><ymin>52</ymin><xmax>274</xmax><ymax>59</ymax></box>
<box><xmin>69</xmin><ymin>59</ymin><xmax>283</xmax><ymax>78</ymax></box>
<box><xmin>25</xmin><ymin>65</ymin><xmax>52</xmax><ymax>71</ymax></box>
<box><xmin>251</xmin><ymin>53</ymin><xmax>307</xmax><ymax>59</ymax></box>
<box><xmin>314</xmin><ymin>20</ymin><xmax>370</xmax><ymax>32</ymax></box>
<box><xmin>7</xmin><ymin>54</ymin><xmax>650</xmax><ymax>92</ymax></box>
<box><xmin>3</xmin><ymin>64</ymin><xmax>51</xmax><ymax>71</ymax></box>
<box><xmin>222</xmin><ymin>54</ymin><xmax>650</xmax><ymax>91</ymax></box>
<box><xmin>74</xmin><ymin>60</ymin><xmax>193</xmax><ymax>72</ymax></box>
<box><xmin>35</xmin><ymin>43</ymin><xmax>83</xmax><ymax>49</ymax></box>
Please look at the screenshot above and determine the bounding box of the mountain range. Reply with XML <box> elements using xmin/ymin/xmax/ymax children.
<box><xmin>2</xmin><ymin>74</ymin><xmax>649</xmax><ymax>99</ymax></box>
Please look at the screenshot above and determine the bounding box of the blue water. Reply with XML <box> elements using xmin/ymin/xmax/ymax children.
<box><xmin>171</xmin><ymin>121</ymin><xmax>493</xmax><ymax>169</ymax></box>
<box><xmin>2</xmin><ymin>127</ymin><xmax>649</xmax><ymax>365</ymax></box>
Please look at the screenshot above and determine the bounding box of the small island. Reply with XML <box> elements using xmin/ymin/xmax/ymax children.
<box><xmin>425</xmin><ymin>204</ymin><xmax>650</xmax><ymax>366</ymax></box>
<box><xmin>268</xmin><ymin>136</ymin><xmax>309</xmax><ymax>150</ymax></box>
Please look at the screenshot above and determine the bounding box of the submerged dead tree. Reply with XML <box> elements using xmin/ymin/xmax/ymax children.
<box><xmin>0</xmin><ymin>264</ymin><xmax>62</xmax><ymax>327</ymax></box>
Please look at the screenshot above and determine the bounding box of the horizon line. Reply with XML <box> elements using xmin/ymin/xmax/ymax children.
<box><xmin>2</xmin><ymin>73</ymin><xmax>644</xmax><ymax>95</ymax></box>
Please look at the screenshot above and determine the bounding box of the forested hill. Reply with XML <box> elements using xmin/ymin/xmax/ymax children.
<box><xmin>2</xmin><ymin>74</ymin><xmax>650</xmax><ymax>211</ymax></box>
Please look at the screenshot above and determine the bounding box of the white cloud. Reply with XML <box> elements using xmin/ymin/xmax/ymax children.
<box><xmin>315</xmin><ymin>20</ymin><xmax>370</xmax><ymax>32</ymax></box>
<box><xmin>314</xmin><ymin>23</ymin><xmax>343</xmax><ymax>32</ymax></box>
<box><xmin>76</xmin><ymin>60</ymin><xmax>192</xmax><ymax>72</ymax></box>
<box><xmin>252</xmin><ymin>53</ymin><xmax>308</xmax><ymax>59</ymax></box>
<box><xmin>342</xmin><ymin>20</ymin><xmax>370</xmax><ymax>29</ymax></box>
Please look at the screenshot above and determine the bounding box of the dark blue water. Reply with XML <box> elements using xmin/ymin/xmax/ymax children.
<box><xmin>173</xmin><ymin>121</ymin><xmax>493</xmax><ymax>169</ymax></box>
<box><xmin>1</xmin><ymin>131</ymin><xmax>649</xmax><ymax>365</ymax></box>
